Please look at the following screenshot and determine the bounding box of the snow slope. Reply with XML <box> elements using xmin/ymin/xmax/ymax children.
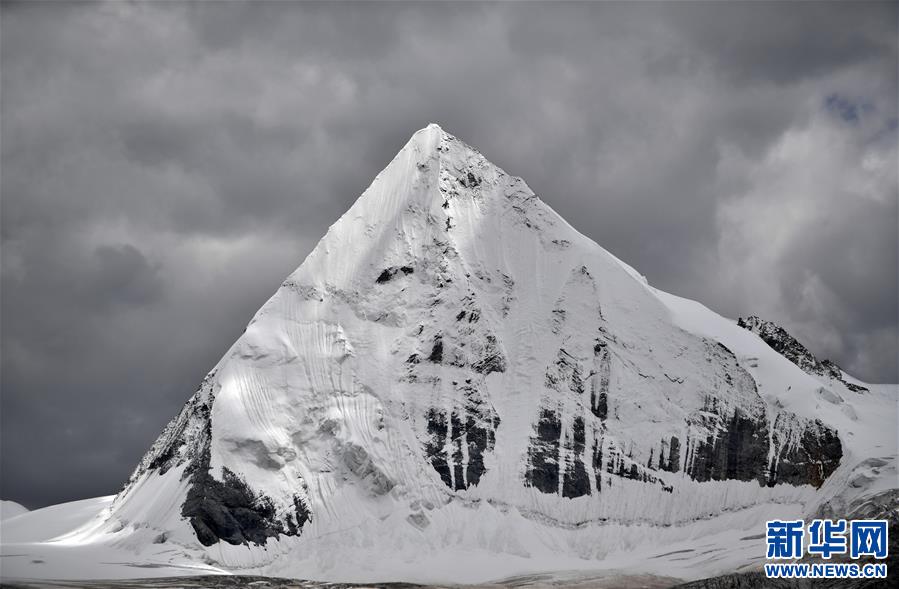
<box><xmin>2</xmin><ymin>497</ymin><xmax>110</xmax><ymax>543</ymax></box>
<box><xmin>0</xmin><ymin>501</ymin><xmax>28</xmax><ymax>522</ymax></box>
<box><xmin>1</xmin><ymin>125</ymin><xmax>895</xmax><ymax>583</ymax></box>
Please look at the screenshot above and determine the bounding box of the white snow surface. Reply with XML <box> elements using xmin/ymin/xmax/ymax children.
<box><xmin>0</xmin><ymin>500</ymin><xmax>28</xmax><ymax>522</ymax></box>
<box><xmin>2</xmin><ymin>125</ymin><xmax>895</xmax><ymax>584</ymax></box>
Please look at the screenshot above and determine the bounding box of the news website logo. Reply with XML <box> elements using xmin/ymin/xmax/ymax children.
<box><xmin>764</xmin><ymin>519</ymin><xmax>889</xmax><ymax>580</ymax></box>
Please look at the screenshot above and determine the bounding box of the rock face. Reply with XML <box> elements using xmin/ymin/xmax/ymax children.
<box><xmin>737</xmin><ymin>316</ymin><xmax>868</xmax><ymax>392</ymax></box>
<box><xmin>125</xmin><ymin>373</ymin><xmax>312</xmax><ymax>547</ymax></box>
<box><xmin>99</xmin><ymin>125</ymin><xmax>870</xmax><ymax>577</ymax></box>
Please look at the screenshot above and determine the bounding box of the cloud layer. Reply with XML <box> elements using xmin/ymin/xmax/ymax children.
<box><xmin>2</xmin><ymin>1</ymin><xmax>896</xmax><ymax>508</ymax></box>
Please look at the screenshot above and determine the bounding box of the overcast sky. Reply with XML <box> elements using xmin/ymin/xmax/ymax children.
<box><xmin>2</xmin><ymin>1</ymin><xmax>896</xmax><ymax>509</ymax></box>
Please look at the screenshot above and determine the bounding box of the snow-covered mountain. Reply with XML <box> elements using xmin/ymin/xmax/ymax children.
<box><xmin>2</xmin><ymin>125</ymin><xmax>895</xmax><ymax>584</ymax></box>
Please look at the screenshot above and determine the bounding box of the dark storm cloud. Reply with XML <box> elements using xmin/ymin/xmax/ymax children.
<box><xmin>2</xmin><ymin>1</ymin><xmax>896</xmax><ymax>508</ymax></box>
<box><xmin>660</xmin><ymin>1</ymin><xmax>896</xmax><ymax>85</ymax></box>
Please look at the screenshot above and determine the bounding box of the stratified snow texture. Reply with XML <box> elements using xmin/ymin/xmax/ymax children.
<box><xmin>1</xmin><ymin>125</ymin><xmax>895</xmax><ymax>584</ymax></box>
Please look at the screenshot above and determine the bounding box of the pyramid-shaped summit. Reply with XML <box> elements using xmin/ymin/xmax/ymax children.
<box><xmin>86</xmin><ymin>125</ymin><xmax>892</xmax><ymax>583</ymax></box>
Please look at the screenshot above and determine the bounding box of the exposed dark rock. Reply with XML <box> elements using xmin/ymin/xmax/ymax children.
<box><xmin>820</xmin><ymin>359</ymin><xmax>844</xmax><ymax>380</ymax></box>
<box><xmin>427</xmin><ymin>335</ymin><xmax>444</xmax><ymax>363</ymax></box>
<box><xmin>668</xmin><ymin>436</ymin><xmax>681</xmax><ymax>473</ymax></box>
<box><xmin>590</xmin><ymin>341</ymin><xmax>610</xmax><ymax>420</ymax></box>
<box><xmin>658</xmin><ymin>436</ymin><xmax>681</xmax><ymax>473</ymax></box>
<box><xmin>471</xmin><ymin>334</ymin><xmax>506</xmax><ymax>375</ymax></box>
<box><xmin>135</xmin><ymin>373</ymin><xmax>219</xmax><ymax>478</ymax></box>
<box><xmin>685</xmin><ymin>399</ymin><xmax>769</xmax><ymax>485</ymax></box>
<box><xmin>527</xmin><ymin>328</ymin><xmax>839</xmax><ymax>495</ymax></box>
<box><xmin>562</xmin><ymin>416</ymin><xmax>590</xmax><ymax>498</ymax></box>
<box><xmin>592</xmin><ymin>432</ymin><xmax>604</xmax><ymax>493</ymax></box>
<box><xmin>375</xmin><ymin>265</ymin><xmax>415</xmax><ymax>284</ymax></box>
<box><xmin>738</xmin><ymin>316</ymin><xmax>867</xmax><ymax>392</ymax></box>
<box><xmin>525</xmin><ymin>408</ymin><xmax>562</xmax><ymax>494</ymax></box>
<box><xmin>524</xmin><ymin>400</ymin><xmax>675</xmax><ymax>497</ymax></box>
<box><xmin>424</xmin><ymin>397</ymin><xmax>500</xmax><ymax>491</ymax></box>
<box><xmin>425</xmin><ymin>408</ymin><xmax>453</xmax><ymax>489</ymax></box>
<box><xmin>182</xmin><ymin>465</ymin><xmax>310</xmax><ymax>547</ymax></box>
<box><xmin>459</xmin><ymin>171</ymin><xmax>481</xmax><ymax>188</ymax></box>
<box><xmin>177</xmin><ymin>404</ymin><xmax>310</xmax><ymax>547</ymax></box>
<box><xmin>605</xmin><ymin>443</ymin><xmax>669</xmax><ymax>490</ymax></box>
<box><xmin>550</xmin><ymin>308</ymin><xmax>566</xmax><ymax>334</ymax></box>
<box><xmin>680</xmin><ymin>396</ymin><xmax>841</xmax><ymax>489</ymax></box>
<box><xmin>545</xmin><ymin>349</ymin><xmax>584</xmax><ymax>395</ymax></box>
<box><xmin>450</xmin><ymin>412</ymin><xmax>465</xmax><ymax>488</ymax></box>
<box><xmin>420</xmin><ymin>318</ymin><xmax>504</xmax><ymax>375</ymax></box>
<box><xmin>125</xmin><ymin>373</ymin><xmax>313</xmax><ymax>547</ymax></box>
<box><xmin>465</xmin><ymin>416</ymin><xmax>490</xmax><ymax>487</ymax></box>
<box><xmin>769</xmin><ymin>414</ymin><xmax>842</xmax><ymax>488</ymax></box>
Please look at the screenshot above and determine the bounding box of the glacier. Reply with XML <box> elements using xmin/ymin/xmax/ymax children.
<box><xmin>1</xmin><ymin>124</ymin><xmax>895</xmax><ymax>585</ymax></box>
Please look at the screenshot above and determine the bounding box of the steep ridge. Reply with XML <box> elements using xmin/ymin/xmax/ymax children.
<box><xmin>738</xmin><ymin>316</ymin><xmax>868</xmax><ymax>393</ymax></box>
<box><xmin>6</xmin><ymin>125</ymin><xmax>894</xmax><ymax>584</ymax></box>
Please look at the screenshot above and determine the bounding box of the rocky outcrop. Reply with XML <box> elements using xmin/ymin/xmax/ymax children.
<box><xmin>769</xmin><ymin>414</ymin><xmax>843</xmax><ymax>488</ymax></box>
<box><xmin>683</xmin><ymin>397</ymin><xmax>769</xmax><ymax>485</ymax></box>
<box><xmin>523</xmin><ymin>330</ymin><xmax>841</xmax><ymax>495</ymax></box>
<box><xmin>182</xmin><ymin>464</ymin><xmax>311</xmax><ymax>547</ymax></box>
<box><xmin>118</xmin><ymin>373</ymin><xmax>313</xmax><ymax>547</ymax></box>
<box><xmin>425</xmin><ymin>401</ymin><xmax>500</xmax><ymax>491</ymax></box>
<box><xmin>524</xmin><ymin>403</ymin><xmax>671</xmax><ymax>497</ymax></box>
<box><xmin>525</xmin><ymin>406</ymin><xmax>564</xmax><ymax>495</ymax></box>
<box><xmin>737</xmin><ymin>316</ymin><xmax>868</xmax><ymax>392</ymax></box>
<box><xmin>412</xmin><ymin>313</ymin><xmax>505</xmax><ymax>491</ymax></box>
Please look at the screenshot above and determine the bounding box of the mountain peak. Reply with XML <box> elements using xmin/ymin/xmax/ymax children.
<box><xmin>49</xmin><ymin>124</ymin><xmax>891</xmax><ymax>586</ymax></box>
<box><xmin>405</xmin><ymin>122</ymin><xmax>445</xmax><ymax>154</ymax></box>
<box><xmin>284</xmin><ymin>123</ymin><xmax>550</xmax><ymax>290</ymax></box>
<box><xmin>343</xmin><ymin>123</ymin><xmax>523</xmax><ymax>222</ymax></box>
<box><xmin>403</xmin><ymin>123</ymin><xmax>490</xmax><ymax>170</ymax></box>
